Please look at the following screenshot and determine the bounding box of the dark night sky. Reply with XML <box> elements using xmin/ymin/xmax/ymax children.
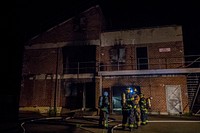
<box><xmin>15</xmin><ymin>0</ymin><xmax>200</xmax><ymax>55</ymax></box>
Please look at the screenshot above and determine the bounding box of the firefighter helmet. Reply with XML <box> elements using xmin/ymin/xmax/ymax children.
<box><xmin>134</xmin><ymin>88</ymin><xmax>137</xmax><ymax>92</ymax></box>
<box><xmin>103</xmin><ymin>91</ymin><xmax>108</xmax><ymax>97</ymax></box>
<box><xmin>125</xmin><ymin>87</ymin><xmax>132</xmax><ymax>93</ymax></box>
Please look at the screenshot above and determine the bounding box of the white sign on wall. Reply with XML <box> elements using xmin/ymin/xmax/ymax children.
<box><xmin>159</xmin><ymin>48</ymin><xmax>171</xmax><ymax>52</ymax></box>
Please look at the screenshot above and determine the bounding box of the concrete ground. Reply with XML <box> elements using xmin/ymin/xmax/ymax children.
<box><xmin>108</xmin><ymin>114</ymin><xmax>200</xmax><ymax>133</ymax></box>
<box><xmin>1</xmin><ymin>111</ymin><xmax>200</xmax><ymax>133</ymax></box>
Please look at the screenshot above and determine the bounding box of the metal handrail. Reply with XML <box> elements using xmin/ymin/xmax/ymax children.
<box><xmin>190</xmin><ymin>79</ymin><xmax>200</xmax><ymax>114</ymax></box>
<box><xmin>62</xmin><ymin>55</ymin><xmax>200</xmax><ymax>73</ymax></box>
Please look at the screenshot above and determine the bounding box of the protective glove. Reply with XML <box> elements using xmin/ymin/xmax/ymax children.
<box><xmin>130</xmin><ymin>97</ymin><xmax>134</xmax><ymax>101</ymax></box>
<box><xmin>128</xmin><ymin>105</ymin><xmax>132</xmax><ymax>108</ymax></box>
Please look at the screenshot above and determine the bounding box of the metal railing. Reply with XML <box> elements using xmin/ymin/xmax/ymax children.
<box><xmin>190</xmin><ymin>78</ymin><xmax>200</xmax><ymax>114</ymax></box>
<box><xmin>63</xmin><ymin>55</ymin><xmax>200</xmax><ymax>74</ymax></box>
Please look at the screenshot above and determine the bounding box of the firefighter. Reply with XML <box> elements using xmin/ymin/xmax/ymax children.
<box><xmin>145</xmin><ymin>96</ymin><xmax>152</xmax><ymax>124</ymax></box>
<box><xmin>121</xmin><ymin>87</ymin><xmax>136</xmax><ymax>131</ymax></box>
<box><xmin>139</xmin><ymin>93</ymin><xmax>148</xmax><ymax>125</ymax></box>
<box><xmin>132</xmin><ymin>88</ymin><xmax>141</xmax><ymax>128</ymax></box>
<box><xmin>98</xmin><ymin>91</ymin><xmax>110</xmax><ymax>128</ymax></box>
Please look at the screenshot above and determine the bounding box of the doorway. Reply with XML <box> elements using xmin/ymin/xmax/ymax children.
<box><xmin>65</xmin><ymin>82</ymin><xmax>95</xmax><ymax>110</ymax></box>
<box><xmin>136</xmin><ymin>47</ymin><xmax>148</xmax><ymax>70</ymax></box>
<box><xmin>111</xmin><ymin>85</ymin><xmax>141</xmax><ymax>114</ymax></box>
<box><xmin>165</xmin><ymin>85</ymin><xmax>183</xmax><ymax>114</ymax></box>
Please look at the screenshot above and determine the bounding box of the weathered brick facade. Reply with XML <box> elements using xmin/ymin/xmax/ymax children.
<box><xmin>97</xmin><ymin>26</ymin><xmax>189</xmax><ymax>114</ymax></box>
<box><xmin>20</xmin><ymin>5</ymin><xmax>104</xmax><ymax>113</ymax></box>
<box><xmin>28</xmin><ymin>6</ymin><xmax>105</xmax><ymax>45</ymax></box>
<box><xmin>97</xmin><ymin>76</ymin><xmax>189</xmax><ymax>113</ymax></box>
<box><xmin>20</xmin><ymin>5</ymin><xmax>191</xmax><ymax>115</ymax></box>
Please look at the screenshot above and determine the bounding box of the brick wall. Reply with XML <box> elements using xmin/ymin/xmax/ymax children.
<box><xmin>22</xmin><ymin>48</ymin><xmax>63</xmax><ymax>75</ymax></box>
<box><xmin>20</xmin><ymin>78</ymin><xmax>63</xmax><ymax>107</ymax></box>
<box><xmin>28</xmin><ymin>6</ymin><xmax>104</xmax><ymax>45</ymax></box>
<box><xmin>99</xmin><ymin>41</ymin><xmax>184</xmax><ymax>71</ymax></box>
<box><xmin>96</xmin><ymin>38</ymin><xmax>188</xmax><ymax>113</ymax></box>
<box><xmin>96</xmin><ymin>75</ymin><xmax>189</xmax><ymax>113</ymax></box>
<box><xmin>20</xmin><ymin>6</ymin><xmax>104</xmax><ymax>111</ymax></box>
<box><xmin>20</xmin><ymin>48</ymin><xmax>63</xmax><ymax>108</ymax></box>
<box><xmin>148</xmin><ymin>41</ymin><xmax>184</xmax><ymax>69</ymax></box>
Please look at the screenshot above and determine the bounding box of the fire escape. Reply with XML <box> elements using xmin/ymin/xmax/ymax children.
<box><xmin>185</xmin><ymin>56</ymin><xmax>200</xmax><ymax>115</ymax></box>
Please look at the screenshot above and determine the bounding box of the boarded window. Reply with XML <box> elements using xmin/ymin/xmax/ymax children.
<box><xmin>110</xmin><ymin>47</ymin><xmax>126</xmax><ymax>63</ymax></box>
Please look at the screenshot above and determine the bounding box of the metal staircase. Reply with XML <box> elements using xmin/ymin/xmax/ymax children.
<box><xmin>187</xmin><ymin>73</ymin><xmax>200</xmax><ymax>114</ymax></box>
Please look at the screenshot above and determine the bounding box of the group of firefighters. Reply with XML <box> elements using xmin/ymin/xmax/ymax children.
<box><xmin>98</xmin><ymin>87</ymin><xmax>151</xmax><ymax>131</ymax></box>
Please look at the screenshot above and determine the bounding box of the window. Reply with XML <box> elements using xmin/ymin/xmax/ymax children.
<box><xmin>62</xmin><ymin>45</ymin><xmax>96</xmax><ymax>74</ymax></box>
<box><xmin>73</xmin><ymin>15</ymin><xmax>87</xmax><ymax>31</ymax></box>
<box><xmin>110</xmin><ymin>46</ymin><xmax>126</xmax><ymax>63</ymax></box>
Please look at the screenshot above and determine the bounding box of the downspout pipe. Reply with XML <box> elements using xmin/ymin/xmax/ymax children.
<box><xmin>54</xmin><ymin>48</ymin><xmax>59</xmax><ymax>116</ymax></box>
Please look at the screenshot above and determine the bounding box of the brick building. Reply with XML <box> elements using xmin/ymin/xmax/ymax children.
<box><xmin>19</xmin><ymin>5</ymin><xmax>200</xmax><ymax>115</ymax></box>
<box><xmin>98</xmin><ymin>27</ymin><xmax>187</xmax><ymax>115</ymax></box>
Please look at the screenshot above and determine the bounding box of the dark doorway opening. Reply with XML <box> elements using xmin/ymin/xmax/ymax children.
<box><xmin>136</xmin><ymin>47</ymin><xmax>148</xmax><ymax>70</ymax></box>
<box><xmin>65</xmin><ymin>82</ymin><xmax>95</xmax><ymax>110</ymax></box>
<box><xmin>111</xmin><ymin>85</ymin><xmax>141</xmax><ymax>114</ymax></box>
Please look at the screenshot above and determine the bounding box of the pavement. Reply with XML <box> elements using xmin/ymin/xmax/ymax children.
<box><xmin>1</xmin><ymin>110</ymin><xmax>200</xmax><ymax>133</ymax></box>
